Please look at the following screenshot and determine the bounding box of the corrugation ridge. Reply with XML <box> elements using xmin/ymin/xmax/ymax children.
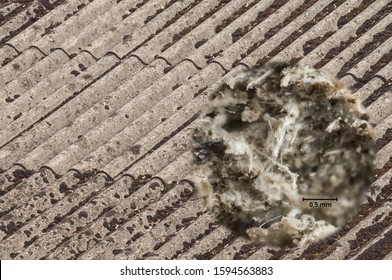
<box><xmin>0</xmin><ymin>171</ymin><xmax>55</xmax><ymax>214</ymax></box>
<box><xmin>14</xmin><ymin>0</ymin><xmax>117</xmax><ymax>54</ymax></box>
<box><xmin>247</xmin><ymin>0</ymin><xmax>385</xmax><ymax>108</ymax></box>
<box><xmin>315</xmin><ymin>1</ymin><xmax>392</xmax><ymax>69</ymax></box>
<box><xmin>33</xmin><ymin>59</ymin><xmax>194</xmax><ymax>174</ymax></box>
<box><xmin>120</xmin><ymin>114</ymin><xmax>198</xmax><ymax>175</ymax></box>
<box><xmin>0</xmin><ymin>0</ymin><xmax>205</xmax><ymax>106</ymax></box>
<box><xmin>375</xmin><ymin>153</ymin><xmax>392</xmax><ymax>179</ymax></box>
<box><xmin>2</xmin><ymin>0</ymin><xmax>251</xmax><ymax>80</ymax></box>
<box><xmin>0</xmin><ymin>50</ymin><xmax>97</xmax><ymax>128</ymax></box>
<box><xmin>178</xmin><ymin>225</ymin><xmax>233</xmax><ymax>259</ymax></box>
<box><xmin>343</xmin><ymin>208</ymin><xmax>392</xmax><ymax>259</ymax></box>
<box><xmin>1</xmin><ymin>173</ymin><xmax>110</xmax><ymax>259</ymax></box>
<box><xmin>42</xmin><ymin>177</ymin><xmax>175</xmax><ymax>259</ymax></box>
<box><xmin>0</xmin><ymin>0</ymin><xmax>113</xmax><ymax>81</ymax></box>
<box><xmin>113</xmin><ymin>0</ymin><xmax>205</xmax><ymax>61</ymax></box>
<box><xmin>2</xmin><ymin>43</ymin><xmax>82</xmax><ymax>98</ymax></box>
<box><xmin>275</xmin><ymin>2</ymin><xmax>390</xmax><ymax>77</ymax></box>
<box><xmin>0</xmin><ymin>1</ymin><xmax>25</xmax><ymax>27</ymax></box>
<box><xmin>0</xmin><ymin>47</ymin><xmax>46</xmax><ymax>88</ymax></box>
<box><xmin>0</xmin><ymin>165</ymin><xmax>195</xmax><ymax>259</ymax></box>
<box><xmin>232</xmin><ymin>243</ymin><xmax>264</xmax><ymax>260</ymax></box>
<box><xmin>322</xmin><ymin>15</ymin><xmax>392</xmax><ymax>77</ymax></box>
<box><xmin>0</xmin><ymin>56</ymin><xmax>148</xmax><ymax>170</ymax></box>
<box><xmin>0</xmin><ymin>0</ymin><xmax>386</xmax><ymax>76</ymax></box>
<box><xmin>155</xmin><ymin>214</ymin><xmax>219</xmax><ymax>259</ymax></box>
<box><xmin>343</xmin><ymin>73</ymin><xmax>388</xmax><ymax>88</ymax></box>
<box><xmin>58</xmin><ymin>0</ymin><xmax>153</xmax><ymax>55</ymax></box>
<box><xmin>337</xmin><ymin>23</ymin><xmax>392</xmax><ymax>79</ymax></box>
<box><xmin>0</xmin><ymin>54</ymin><xmax>122</xmax><ymax>151</ymax></box>
<box><xmin>123</xmin><ymin>136</ymin><xmax>193</xmax><ymax>181</ymax></box>
<box><xmin>363</xmin><ymin>76</ymin><xmax>392</xmax><ymax>109</ymax></box>
<box><xmin>139</xmin><ymin>211</ymin><xmax>210</xmax><ymax>259</ymax></box>
<box><xmin>349</xmin><ymin>67</ymin><xmax>391</xmax><ymax>93</ymax></box>
<box><xmin>355</xmin><ymin>225</ymin><xmax>392</xmax><ymax>259</ymax></box>
<box><xmin>0</xmin><ymin>170</ymin><xmax>78</xmax><ymax>241</ymax></box>
<box><xmin>303</xmin><ymin>0</ymin><xmax>388</xmax><ymax>65</ymax></box>
<box><xmin>0</xmin><ymin>45</ymin><xmax>18</xmax><ymax>68</ymax></box>
<box><xmin>116</xmin><ymin>189</ymin><xmax>203</xmax><ymax>259</ymax></box>
<box><xmin>376</xmin><ymin>128</ymin><xmax>392</xmax><ymax>152</ymax></box>
<box><xmin>214</xmin><ymin>0</ymin><xmax>260</xmax><ymax>34</ymax></box>
<box><xmin>14</xmin><ymin>59</ymin><xmax>165</xmax><ymax>171</ymax></box>
<box><xmin>0</xmin><ymin>0</ymin><xmax>208</xmax><ymax>107</ymax></box>
<box><xmin>164</xmin><ymin>0</ymin><xmax>274</xmax><ymax>69</ymax></box>
<box><xmin>344</xmin><ymin>41</ymin><xmax>392</xmax><ymax>93</ymax></box>
<box><xmin>2</xmin><ymin>42</ymin><xmax>22</xmax><ymax>55</ymax></box>
<box><xmin>116</xmin><ymin>156</ymin><xmax>198</xmax><ymax>252</ymax></box>
<box><xmin>212</xmin><ymin>238</ymin><xmax>248</xmax><ymax>259</ymax></box>
<box><xmin>0</xmin><ymin>0</ymin><xmax>89</xmax><ymax>66</ymax></box>
<box><xmin>0</xmin><ymin>0</ymin><xmax>129</xmax><ymax>81</ymax></box>
<box><xmin>159</xmin><ymin>0</ymin><xmax>232</xmax><ymax>53</ymax></box>
<box><xmin>105</xmin><ymin>0</ymin><xmax>199</xmax><ymax>58</ymax></box>
<box><xmin>232</xmin><ymin>0</ymin><xmax>322</xmax><ymax>67</ymax></box>
<box><xmin>256</xmin><ymin>0</ymin><xmax>348</xmax><ymax>66</ymax></box>
<box><xmin>348</xmin><ymin>57</ymin><xmax>392</xmax><ymax>105</ymax></box>
<box><xmin>192</xmin><ymin>232</ymin><xmax>238</xmax><ymax>260</ymax></box>
<box><xmin>99</xmin><ymin>64</ymin><xmax>225</xmax><ymax>178</ymax></box>
<box><xmin>211</xmin><ymin>0</ymin><xmax>386</xmax><ymax>80</ymax></box>
<box><xmin>4</xmin><ymin>54</ymin><xmax>152</xmax><ymax>165</ymax></box>
<box><xmin>0</xmin><ymin>0</ymin><xmax>66</xmax><ymax>45</ymax></box>
<box><xmin>226</xmin><ymin>0</ymin><xmax>344</xmax><ymax>69</ymax></box>
<box><xmin>349</xmin><ymin>213</ymin><xmax>392</xmax><ymax>259</ymax></box>
<box><xmin>209</xmin><ymin>0</ymin><xmax>305</xmax><ymax>69</ymax></box>
<box><xmin>0</xmin><ymin>165</ymin><xmax>36</xmax><ymax>196</ymax></box>
<box><xmin>59</xmin><ymin>60</ymin><xmax>214</xmax><ymax>176</ymax></box>
<box><xmin>336</xmin><ymin>0</ymin><xmax>374</xmax><ymax>28</ymax></box>
<box><xmin>288</xmin><ymin>0</ymin><xmax>388</xmax><ymax>67</ymax></box>
<box><xmin>2</xmin><ymin>66</ymin><xmax>220</xmax><ymax>190</ymax></box>
<box><xmin>77</xmin><ymin>180</ymin><xmax>194</xmax><ymax>260</ymax></box>
<box><xmin>375</xmin><ymin>114</ymin><xmax>392</xmax><ymax>145</ymax></box>
<box><xmin>104</xmin><ymin>66</ymin><xmax>236</xmax><ymax>180</ymax></box>
<box><xmin>246</xmin><ymin>246</ymin><xmax>276</xmax><ymax>260</ymax></box>
<box><xmin>0</xmin><ymin>47</ymin><xmax>71</xmax><ymax>106</ymax></box>
<box><xmin>317</xmin><ymin>203</ymin><xmax>392</xmax><ymax>260</ymax></box>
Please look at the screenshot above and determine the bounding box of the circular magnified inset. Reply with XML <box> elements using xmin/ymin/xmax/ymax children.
<box><xmin>191</xmin><ymin>63</ymin><xmax>375</xmax><ymax>246</ymax></box>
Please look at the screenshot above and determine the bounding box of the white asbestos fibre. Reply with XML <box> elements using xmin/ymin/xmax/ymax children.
<box><xmin>191</xmin><ymin>63</ymin><xmax>375</xmax><ymax>246</ymax></box>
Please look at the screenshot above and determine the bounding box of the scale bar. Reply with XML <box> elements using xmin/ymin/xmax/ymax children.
<box><xmin>303</xmin><ymin>197</ymin><xmax>338</xmax><ymax>201</ymax></box>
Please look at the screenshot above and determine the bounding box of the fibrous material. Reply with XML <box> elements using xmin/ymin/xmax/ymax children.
<box><xmin>191</xmin><ymin>63</ymin><xmax>375</xmax><ymax>246</ymax></box>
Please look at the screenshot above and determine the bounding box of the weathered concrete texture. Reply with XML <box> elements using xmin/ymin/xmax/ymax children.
<box><xmin>0</xmin><ymin>0</ymin><xmax>391</xmax><ymax>259</ymax></box>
